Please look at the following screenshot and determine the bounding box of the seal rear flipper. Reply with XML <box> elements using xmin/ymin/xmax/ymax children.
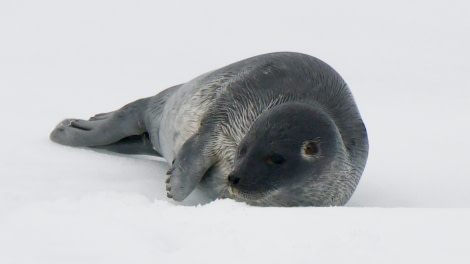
<box><xmin>166</xmin><ymin>134</ymin><xmax>217</xmax><ymax>201</ymax></box>
<box><xmin>90</xmin><ymin>133</ymin><xmax>161</xmax><ymax>156</ymax></box>
<box><xmin>50</xmin><ymin>97</ymin><xmax>150</xmax><ymax>148</ymax></box>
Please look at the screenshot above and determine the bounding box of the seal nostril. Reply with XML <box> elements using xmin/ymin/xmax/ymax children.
<box><xmin>228</xmin><ymin>174</ymin><xmax>240</xmax><ymax>185</ymax></box>
<box><xmin>232</xmin><ymin>177</ymin><xmax>240</xmax><ymax>185</ymax></box>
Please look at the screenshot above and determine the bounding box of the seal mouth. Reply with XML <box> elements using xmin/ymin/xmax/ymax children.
<box><xmin>228</xmin><ymin>184</ymin><xmax>278</xmax><ymax>202</ymax></box>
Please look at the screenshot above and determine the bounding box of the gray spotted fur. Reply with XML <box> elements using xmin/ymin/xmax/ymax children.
<box><xmin>50</xmin><ymin>52</ymin><xmax>368</xmax><ymax>207</ymax></box>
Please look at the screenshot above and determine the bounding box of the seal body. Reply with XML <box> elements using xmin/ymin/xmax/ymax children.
<box><xmin>50</xmin><ymin>52</ymin><xmax>369</xmax><ymax>207</ymax></box>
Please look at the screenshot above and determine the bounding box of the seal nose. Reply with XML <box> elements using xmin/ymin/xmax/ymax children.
<box><xmin>228</xmin><ymin>174</ymin><xmax>240</xmax><ymax>185</ymax></box>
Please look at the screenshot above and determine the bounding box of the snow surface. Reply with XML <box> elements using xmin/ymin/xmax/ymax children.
<box><xmin>1</xmin><ymin>0</ymin><xmax>470</xmax><ymax>263</ymax></box>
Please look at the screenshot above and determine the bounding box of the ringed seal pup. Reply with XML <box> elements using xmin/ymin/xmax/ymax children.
<box><xmin>50</xmin><ymin>52</ymin><xmax>369</xmax><ymax>207</ymax></box>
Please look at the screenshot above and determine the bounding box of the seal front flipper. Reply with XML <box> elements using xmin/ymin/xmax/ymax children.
<box><xmin>166</xmin><ymin>134</ymin><xmax>216</xmax><ymax>201</ymax></box>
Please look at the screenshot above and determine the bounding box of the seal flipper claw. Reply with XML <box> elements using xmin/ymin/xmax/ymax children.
<box><xmin>166</xmin><ymin>167</ymin><xmax>174</xmax><ymax>175</ymax></box>
<box><xmin>70</xmin><ymin>119</ymin><xmax>93</xmax><ymax>131</ymax></box>
<box><xmin>89</xmin><ymin>112</ymin><xmax>113</xmax><ymax>121</ymax></box>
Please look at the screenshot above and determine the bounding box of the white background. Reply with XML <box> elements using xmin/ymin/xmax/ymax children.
<box><xmin>1</xmin><ymin>1</ymin><xmax>469</xmax><ymax>263</ymax></box>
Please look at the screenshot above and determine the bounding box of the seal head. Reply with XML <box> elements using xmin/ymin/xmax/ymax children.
<box><xmin>227</xmin><ymin>102</ymin><xmax>352</xmax><ymax>206</ymax></box>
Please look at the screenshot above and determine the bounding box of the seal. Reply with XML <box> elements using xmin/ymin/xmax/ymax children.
<box><xmin>50</xmin><ymin>52</ymin><xmax>369</xmax><ymax>207</ymax></box>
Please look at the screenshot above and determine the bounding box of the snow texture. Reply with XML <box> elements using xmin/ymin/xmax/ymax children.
<box><xmin>1</xmin><ymin>0</ymin><xmax>470</xmax><ymax>263</ymax></box>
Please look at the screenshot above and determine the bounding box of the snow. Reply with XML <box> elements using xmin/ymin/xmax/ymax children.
<box><xmin>1</xmin><ymin>0</ymin><xmax>470</xmax><ymax>263</ymax></box>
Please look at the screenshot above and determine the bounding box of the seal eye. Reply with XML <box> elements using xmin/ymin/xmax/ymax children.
<box><xmin>304</xmin><ymin>141</ymin><xmax>319</xmax><ymax>155</ymax></box>
<box><xmin>267</xmin><ymin>154</ymin><xmax>285</xmax><ymax>165</ymax></box>
<box><xmin>238</xmin><ymin>145</ymin><xmax>247</xmax><ymax>157</ymax></box>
